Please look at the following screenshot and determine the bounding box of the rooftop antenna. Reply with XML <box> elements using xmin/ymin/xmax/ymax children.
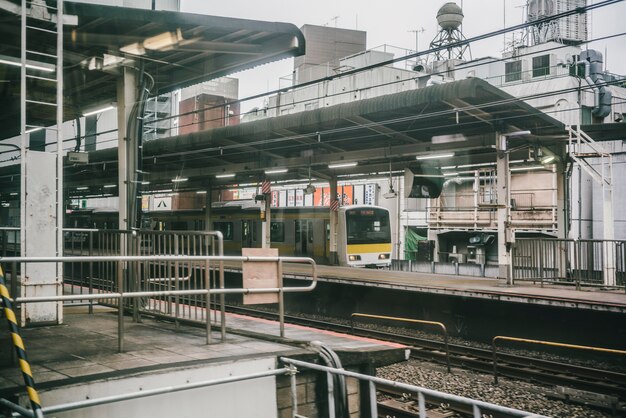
<box><xmin>325</xmin><ymin>16</ymin><xmax>340</xmax><ymax>27</ymax></box>
<box><xmin>408</xmin><ymin>27</ymin><xmax>425</xmax><ymax>53</ymax></box>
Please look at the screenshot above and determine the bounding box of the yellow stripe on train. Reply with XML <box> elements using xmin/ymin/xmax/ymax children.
<box><xmin>347</xmin><ymin>243</ymin><xmax>392</xmax><ymax>254</ymax></box>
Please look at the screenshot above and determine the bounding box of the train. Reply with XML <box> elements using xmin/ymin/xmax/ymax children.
<box><xmin>65</xmin><ymin>201</ymin><xmax>392</xmax><ymax>268</ymax></box>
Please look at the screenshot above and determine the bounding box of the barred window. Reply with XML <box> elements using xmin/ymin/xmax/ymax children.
<box><xmin>505</xmin><ymin>60</ymin><xmax>522</xmax><ymax>82</ymax></box>
<box><xmin>532</xmin><ymin>55</ymin><xmax>550</xmax><ymax>77</ymax></box>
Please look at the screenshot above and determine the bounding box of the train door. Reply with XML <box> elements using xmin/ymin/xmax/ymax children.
<box><xmin>242</xmin><ymin>220</ymin><xmax>253</xmax><ymax>248</ymax></box>
<box><xmin>295</xmin><ymin>220</ymin><xmax>315</xmax><ymax>257</ymax></box>
<box><xmin>324</xmin><ymin>219</ymin><xmax>330</xmax><ymax>260</ymax></box>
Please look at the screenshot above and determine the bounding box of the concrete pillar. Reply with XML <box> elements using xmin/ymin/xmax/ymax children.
<box><xmin>329</xmin><ymin>178</ymin><xmax>338</xmax><ymax>264</ymax></box>
<box><xmin>19</xmin><ymin>1</ymin><xmax>64</xmax><ymax>325</ymax></box>
<box><xmin>204</xmin><ymin>186</ymin><xmax>212</xmax><ymax>232</ymax></box>
<box><xmin>263</xmin><ymin>196</ymin><xmax>272</xmax><ymax>248</ymax></box>
<box><xmin>496</xmin><ymin>133</ymin><xmax>513</xmax><ymax>284</ymax></box>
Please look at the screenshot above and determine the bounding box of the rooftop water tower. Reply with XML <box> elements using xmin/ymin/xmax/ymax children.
<box><xmin>429</xmin><ymin>2</ymin><xmax>470</xmax><ymax>61</ymax></box>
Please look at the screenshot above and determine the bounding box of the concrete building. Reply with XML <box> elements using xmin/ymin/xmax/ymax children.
<box><xmin>254</xmin><ymin>3</ymin><xmax>626</xmax><ymax>268</ymax></box>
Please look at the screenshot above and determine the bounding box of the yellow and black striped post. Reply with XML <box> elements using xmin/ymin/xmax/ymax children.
<box><xmin>0</xmin><ymin>265</ymin><xmax>44</xmax><ymax>418</ymax></box>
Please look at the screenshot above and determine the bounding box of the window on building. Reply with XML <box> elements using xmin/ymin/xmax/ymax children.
<box><xmin>532</xmin><ymin>55</ymin><xmax>550</xmax><ymax>78</ymax></box>
<box><xmin>304</xmin><ymin>101</ymin><xmax>319</xmax><ymax>111</ymax></box>
<box><xmin>505</xmin><ymin>60</ymin><xmax>522</xmax><ymax>82</ymax></box>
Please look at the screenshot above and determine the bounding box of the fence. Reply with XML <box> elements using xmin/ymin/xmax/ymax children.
<box><xmin>0</xmin><ymin>228</ymin><xmax>318</xmax><ymax>345</ymax></box>
<box><xmin>280</xmin><ymin>357</ymin><xmax>548</xmax><ymax>418</ymax></box>
<box><xmin>390</xmin><ymin>259</ymin><xmax>499</xmax><ymax>278</ymax></box>
<box><xmin>513</xmin><ymin>238</ymin><xmax>626</xmax><ymax>288</ymax></box>
<box><xmin>3</xmin><ymin>253</ymin><xmax>317</xmax><ymax>351</ymax></box>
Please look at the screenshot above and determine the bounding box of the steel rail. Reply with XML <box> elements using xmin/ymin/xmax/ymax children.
<box><xmin>226</xmin><ymin>305</ymin><xmax>626</xmax><ymax>402</ymax></box>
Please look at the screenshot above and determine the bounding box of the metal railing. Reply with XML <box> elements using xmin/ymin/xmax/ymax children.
<box><xmin>280</xmin><ymin>357</ymin><xmax>548</xmax><ymax>418</ymax></box>
<box><xmin>1</xmin><ymin>354</ymin><xmax>549</xmax><ymax>418</ymax></box>
<box><xmin>513</xmin><ymin>238</ymin><xmax>626</xmax><ymax>288</ymax></box>
<box><xmin>0</xmin><ymin>367</ymin><xmax>292</xmax><ymax>418</ymax></box>
<box><xmin>2</xmin><ymin>254</ymin><xmax>317</xmax><ymax>351</ymax></box>
<box><xmin>492</xmin><ymin>335</ymin><xmax>626</xmax><ymax>384</ymax></box>
<box><xmin>351</xmin><ymin>313</ymin><xmax>451</xmax><ymax>372</ymax></box>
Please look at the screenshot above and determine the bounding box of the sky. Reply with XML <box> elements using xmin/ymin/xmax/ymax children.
<box><xmin>180</xmin><ymin>0</ymin><xmax>626</xmax><ymax>107</ymax></box>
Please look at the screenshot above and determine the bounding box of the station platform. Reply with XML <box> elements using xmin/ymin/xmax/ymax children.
<box><xmin>0</xmin><ymin>305</ymin><xmax>407</xmax><ymax>417</ymax></box>
<box><xmin>273</xmin><ymin>264</ymin><xmax>626</xmax><ymax>314</ymax></box>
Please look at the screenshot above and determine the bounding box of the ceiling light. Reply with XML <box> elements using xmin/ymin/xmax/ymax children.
<box><xmin>10</xmin><ymin>192</ymin><xmax>18</xmax><ymax>196</ymax></box>
<box><xmin>0</xmin><ymin>54</ymin><xmax>55</xmax><ymax>73</ymax></box>
<box><xmin>120</xmin><ymin>42</ymin><xmax>145</xmax><ymax>56</ymax></box>
<box><xmin>76</xmin><ymin>186</ymin><xmax>89</xmax><ymax>190</ymax></box>
<box><xmin>103</xmin><ymin>184</ymin><xmax>116</xmax><ymax>188</ymax></box>
<box><xmin>141</xmin><ymin>181</ymin><xmax>150</xmax><ymax>185</ymax></box>
<box><xmin>83</xmin><ymin>105</ymin><xmax>115</xmax><ymax>117</ymax></box>
<box><xmin>511</xmin><ymin>165</ymin><xmax>546</xmax><ymax>172</ymax></box>
<box><xmin>172</xmin><ymin>177</ymin><xmax>188</xmax><ymax>183</ymax></box>
<box><xmin>442</xmin><ymin>161</ymin><xmax>493</xmax><ymax>170</ymax></box>
<box><xmin>265</xmin><ymin>168</ymin><xmax>288</xmax><ymax>174</ymax></box>
<box><xmin>416</xmin><ymin>152</ymin><xmax>454</xmax><ymax>160</ymax></box>
<box><xmin>443</xmin><ymin>172</ymin><xmax>460</xmax><ymax>177</ymax></box>
<box><xmin>328</xmin><ymin>162</ymin><xmax>357</xmax><ymax>169</ymax></box>
<box><xmin>196</xmin><ymin>190</ymin><xmax>207</xmax><ymax>194</ymax></box>
<box><xmin>144</xmin><ymin>29</ymin><xmax>183</xmax><ymax>51</ymax></box>
<box><xmin>25</xmin><ymin>126</ymin><xmax>43</xmax><ymax>134</ymax></box>
<box><xmin>216</xmin><ymin>173</ymin><xmax>235</xmax><ymax>178</ymax></box>
<box><xmin>504</xmin><ymin>130</ymin><xmax>531</xmax><ymax>137</ymax></box>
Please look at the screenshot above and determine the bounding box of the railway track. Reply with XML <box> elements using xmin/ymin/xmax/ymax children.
<box><xmin>226</xmin><ymin>305</ymin><xmax>626</xmax><ymax>413</ymax></box>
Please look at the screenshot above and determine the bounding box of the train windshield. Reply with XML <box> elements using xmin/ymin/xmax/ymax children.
<box><xmin>345</xmin><ymin>208</ymin><xmax>391</xmax><ymax>245</ymax></box>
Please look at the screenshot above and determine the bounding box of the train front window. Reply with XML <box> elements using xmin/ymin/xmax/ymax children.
<box><xmin>345</xmin><ymin>208</ymin><xmax>391</xmax><ymax>245</ymax></box>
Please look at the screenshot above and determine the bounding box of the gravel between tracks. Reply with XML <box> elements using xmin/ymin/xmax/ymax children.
<box><xmin>377</xmin><ymin>360</ymin><xmax>613</xmax><ymax>417</ymax></box>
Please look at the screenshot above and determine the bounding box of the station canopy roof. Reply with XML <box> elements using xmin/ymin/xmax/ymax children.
<box><xmin>0</xmin><ymin>0</ymin><xmax>305</xmax><ymax>141</ymax></box>
<box><xmin>57</xmin><ymin>77</ymin><xmax>567</xmax><ymax>197</ymax></box>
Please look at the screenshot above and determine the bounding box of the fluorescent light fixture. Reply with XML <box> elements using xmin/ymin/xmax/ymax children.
<box><xmin>265</xmin><ymin>168</ymin><xmax>288</xmax><ymax>174</ymax></box>
<box><xmin>144</xmin><ymin>29</ymin><xmax>183</xmax><ymax>51</ymax></box>
<box><xmin>416</xmin><ymin>152</ymin><xmax>454</xmax><ymax>160</ymax></box>
<box><xmin>120</xmin><ymin>29</ymin><xmax>182</xmax><ymax>56</ymax></box>
<box><xmin>120</xmin><ymin>42</ymin><xmax>145</xmax><ymax>56</ymax></box>
<box><xmin>216</xmin><ymin>173</ymin><xmax>235</xmax><ymax>178</ymax></box>
<box><xmin>443</xmin><ymin>172</ymin><xmax>460</xmax><ymax>177</ymax></box>
<box><xmin>0</xmin><ymin>54</ymin><xmax>55</xmax><ymax>73</ymax></box>
<box><xmin>141</xmin><ymin>181</ymin><xmax>150</xmax><ymax>185</ymax></box>
<box><xmin>431</xmin><ymin>133</ymin><xmax>466</xmax><ymax>144</ymax></box>
<box><xmin>103</xmin><ymin>184</ymin><xmax>116</xmax><ymax>188</ymax></box>
<box><xmin>76</xmin><ymin>186</ymin><xmax>89</xmax><ymax>190</ymax></box>
<box><xmin>83</xmin><ymin>105</ymin><xmax>115</xmax><ymax>117</ymax></box>
<box><xmin>196</xmin><ymin>190</ymin><xmax>207</xmax><ymax>194</ymax></box>
<box><xmin>504</xmin><ymin>130</ymin><xmax>531</xmax><ymax>137</ymax></box>
<box><xmin>10</xmin><ymin>192</ymin><xmax>18</xmax><ymax>196</ymax></box>
<box><xmin>511</xmin><ymin>165</ymin><xmax>545</xmax><ymax>172</ymax></box>
<box><xmin>328</xmin><ymin>162</ymin><xmax>357</xmax><ymax>169</ymax></box>
<box><xmin>172</xmin><ymin>177</ymin><xmax>188</xmax><ymax>183</ymax></box>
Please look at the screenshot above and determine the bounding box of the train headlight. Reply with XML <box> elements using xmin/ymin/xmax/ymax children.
<box><xmin>349</xmin><ymin>255</ymin><xmax>361</xmax><ymax>261</ymax></box>
<box><xmin>378</xmin><ymin>253</ymin><xmax>389</xmax><ymax>260</ymax></box>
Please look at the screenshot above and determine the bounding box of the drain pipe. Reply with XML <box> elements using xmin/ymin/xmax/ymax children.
<box><xmin>577</xmin><ymin>50</ymin><xmax>612</xmax><ymax>118</ymax></box>
<box><xmin>310</xmin><ymin>341</ymin><xmax>348</xmax><ymax>418</ymax></box>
